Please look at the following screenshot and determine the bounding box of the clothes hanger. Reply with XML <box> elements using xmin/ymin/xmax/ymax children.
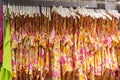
<box><xmin>19</xmin><ymin>5</ymin><xmax>22</xmax><ymax>16</ymax></box>
<box><xmin>90</xmin><ymin>9</ymin><xmax>97</xmax><ymax>19</ymax></box>
<box><xmin>41</xmin><ymin>7</ymin><xmax>45</xmax><ymax>17</ymax></box>
<box><xmin>95</xmin><ymin>9</ymin><xmax>106</xmax><ymax>19</ymax></box>
<box><xmin>107</xmin><ymin>10</ymin><xmax>119</xmax><ymax>19</ymax></box>
<box><xmin>55</xmin><ymin>6</ymin><xmax>65</xmax><ymax>18</ymax></box>
<box><xmin>27</xmin><ymin>6</ymin><xmax>30</xmax><ymax>17</ymax></box>
<box><xmin>48</xmin><ymin>7</ymin><xmax>51</xmax><ymax>21</ymax></box>
<box><xmin>37</xmin><ymin>6</ymin><xmax>40</xmax><ymax>17</ymax></box>
<box><xmin>69</xmin><ymin>7</ymin><xmax>80</xmax><ymax>19</ymax></box>
<box><xmin>18</xmin><ymin>5</ymin><xmax>20</xmax><ymax>17</ymax></box>
<box><xmin>99</xmin><ymin>9</ymin><xmax>106</xmax><ymax>19</ymax></box>
<box><xmin>99</xmin><ymin>9</ymin><xmax>112</xmax><ymax>20</ymax></box>
<box><xmin>57</xmin><ymin>6</ymin><xmax>64</xmax><ymax>17</ymax></box>
<box><xmin>64</xmin><ymin>7</ymin><xmax>68</xmax><ymax>18</ymax></box>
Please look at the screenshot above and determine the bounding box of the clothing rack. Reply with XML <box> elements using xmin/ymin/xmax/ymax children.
<box><xmin>3</xmin><ymin>0</ymin><xmax>120</xmax><ymax>8</ymax></box>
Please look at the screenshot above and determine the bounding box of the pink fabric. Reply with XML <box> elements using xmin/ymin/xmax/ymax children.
<box><xmin>0</xmin><ymin>4</ymin><xmax>3</xmax><ymax>63</ymax></box>
<box><xmin>0</xmin><ymin>25</ymin><xmax>2</xmax><ymax>63</ymax></box>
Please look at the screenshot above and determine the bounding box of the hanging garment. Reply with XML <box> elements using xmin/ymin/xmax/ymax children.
<box><xmin>0</xmin><ymin>4</ymin><xmax>3</xmax><ymax>63</ymax></box>
<box><xmin>0</xmin><ymin>9</ymin><xmax>12</xmax><ymax>80</ymax></box>
<box><xmin>4</xmin><ymin>6</ymin><xmax>120</xmax><ymax>80</ymax></box>
<box><xmin>0</xmin><ymin>27</ymin><xmax>3</xmax><ymax>63</ymax></box>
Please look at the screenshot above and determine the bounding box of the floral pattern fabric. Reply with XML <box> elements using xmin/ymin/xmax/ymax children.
<box><xmin>9</xmin><ymin>11</ymin><xmax>120</xmax><ymax>80</ymax></box>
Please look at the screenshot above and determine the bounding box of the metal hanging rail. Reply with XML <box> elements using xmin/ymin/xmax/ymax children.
<box><xmin>3</xmin><ymin>0</ymin><xmax>120</xmax><ymax>8</ymax></box>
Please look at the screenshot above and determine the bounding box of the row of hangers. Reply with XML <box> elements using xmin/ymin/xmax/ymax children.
<box><xmin>3</xmin><ymin>4</ymin><xmax>120</xmax><ymax>20</ymax></box>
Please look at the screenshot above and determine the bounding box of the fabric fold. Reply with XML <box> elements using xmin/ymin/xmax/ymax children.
<box><xmin>0</xmin><ymin>9</ymin><xmax>12</xmax><ymax>80</ymax></box>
